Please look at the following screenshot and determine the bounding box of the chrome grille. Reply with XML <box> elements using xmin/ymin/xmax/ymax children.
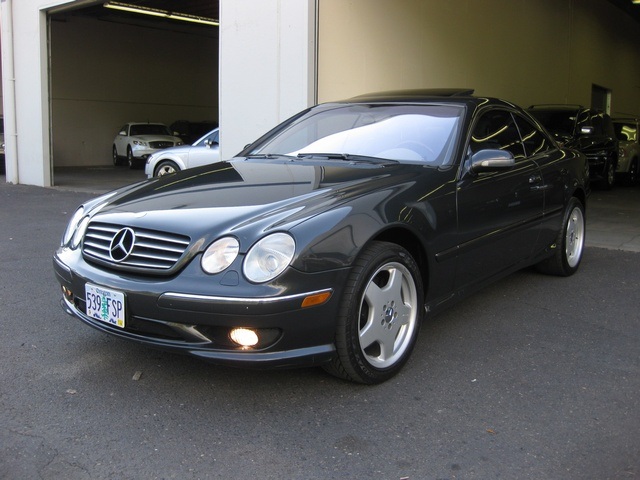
<box><xmin>82</xmin><ymin>222</ymin><xmax>191</xmax><ymax>272</ymax></box>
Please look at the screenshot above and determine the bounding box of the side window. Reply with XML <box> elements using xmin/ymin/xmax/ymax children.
<box><xmin>207</xmin><ymin>131</ymin><xmax>219</xmax><ymax>144</ymax></box>
<box><xmin>470</xmin><ymin>110</ymin><xmax>525</xmax><ymax>159</ymax></box>
<box><xmin>514</xmin><ymin>114</ymin><xmax>553</xmax><ymax>157</ymax></box>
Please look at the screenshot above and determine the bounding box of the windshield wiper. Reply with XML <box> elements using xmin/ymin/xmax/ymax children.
<box><xmin>245</xmin><ymin>153</ymin><xmax>297</xmax><ymax>160</ymax></box>
<box><xmin>297</xmin><ymin>153</ymin><xmax>398</xmax><ymax>164</ymax></box>
<box><xmin>298</xmin><ymin>152</ymin><xmax>350</xmax><ymax>160</ymax></box>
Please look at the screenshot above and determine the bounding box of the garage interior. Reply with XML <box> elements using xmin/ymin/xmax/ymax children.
<box><xmin>8</xmin><ymin>0</ymin><xmax>640</xmax><ymax>191</ymax></box>
<box><xmin>48</xmin><ymin>0</ymin><xmax>220</xmax><ymax>180</ymax></box>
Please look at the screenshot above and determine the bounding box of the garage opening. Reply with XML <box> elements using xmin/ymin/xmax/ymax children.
<box><xmin>48</xmin><ymin>1</ymin><xmax>219</xmax><ymax>191</ymax></box>
<box><xmin>592</xmin><ymin>84</ymin><xmax>611</xmax><ymax>113</ymax></box>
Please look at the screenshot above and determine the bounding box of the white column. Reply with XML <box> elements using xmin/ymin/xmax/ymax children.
<box><xmin>219</xmin><ymin>0</ymin><xmax>317</xmax><ymax>159</ymax></box>
<box><xmin>0</xmin><ymin>0</ymin><xmax>61</xmax><ymax>187</ymax></box>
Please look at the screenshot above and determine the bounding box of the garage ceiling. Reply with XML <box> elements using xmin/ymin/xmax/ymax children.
<box><xmin>58</xmin><ymin>0</ymin><xmax>640</xmax><ymax>29</ymax></box>
<box><xmin>103</xmin><ymin>0</ymin><xmax>218</xmax><ymax>21</ymax></box>
<box><xmin>56</xmin><ymin>1</ymin><xmax>219</xmax><ymax>37</ymax></box>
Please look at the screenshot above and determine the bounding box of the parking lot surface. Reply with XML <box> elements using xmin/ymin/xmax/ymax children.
<box><xmin>1</xmin><ymin>174</ymin><xmax>639</xmax><ymax>479</ymax></box>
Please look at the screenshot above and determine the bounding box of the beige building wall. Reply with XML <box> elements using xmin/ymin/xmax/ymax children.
<box><xmin>318</xmin><ymin>0</ymin><xmax>640</xmax><ymax>116</ymax></box>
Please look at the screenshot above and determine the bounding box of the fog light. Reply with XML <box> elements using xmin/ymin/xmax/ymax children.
<box><xmin>229</xmin><ymin>328</ymin><xmax>259</xmax><ymax>347</ymax></box>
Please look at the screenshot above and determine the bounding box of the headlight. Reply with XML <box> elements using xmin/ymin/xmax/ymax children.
<box><xmin>133</xmin><ymin>140</ymin><xmax>147</xmax><ymax>146</ymax></box>
<box><xmin>61</xmin><ymin>192</ymin><xmax>119</xmax><ymax>247</ymax></box>
<box><xmin>201</xmin><ymin>237</ymin><xmax>240</xmax><ymax>274</ymax></box>
<box><xmin>62</xmin><ymin>206</ymin><xmax>85</xmax><ymax>245</ymax></box>
<box><xmin>243</xmin><ymin>233</ymin><xmax>295</xmax><ymax>283</ymax></box>
<box><xmin>71</xmin><ymin>216</ymin><xmax>90</xmax><ymax>249</ymax></box>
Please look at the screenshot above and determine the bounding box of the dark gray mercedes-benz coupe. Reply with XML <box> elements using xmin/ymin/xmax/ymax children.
<box><xmin>54</xmin><ymin>89</ymin><xmax>589</xmax><ymax>384</ymax></box>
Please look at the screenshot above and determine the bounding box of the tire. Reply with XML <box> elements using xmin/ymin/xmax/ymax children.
<box><xmin>112</xmin><ymin>145</ymin><xmax>121</xmax><ymax>166</ymax></box>
<box><xmin>536</xmin><ymin>197</ymin><xmax>585</xmax><ymax>277</ymax></box>
<box><xmin>602</xmin><ymin>159</ymin><xmax>615</xmax><ymax>190</ymax></box>
<box><xmin>323</xmin><ymin>241</ymin><xmax>424</xmax><ymax>384</ymax></box>
<box><xmin>155</xmin><ymin>160</ymin><xmax>180</xmax><ymax>177</ymax></box>
<box><xmin>127</xmin><ymin>146</ymin><xmax>136</xmax><ymax>169</ymax></box>
<box><xmin>624</xmin><ymin>158</ymin><xmax>638</xmax><ymax>186</ymax></box>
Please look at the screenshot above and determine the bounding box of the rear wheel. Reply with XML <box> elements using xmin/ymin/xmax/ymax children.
<box><xmin>537</xmin><ymin>197</ymin><xmax>585</xmax><ymax>276</ymax></box>
<box><xmin>155</xmin><ymin>160</ymin><xmax>179</xmax><ymax>177</ymax></box>
<box><xmin>323</xmin><ymin>241</ymin><xmax>423</xmax><ymax>384</ymax></box>
<box><xmin>112</xmin><ymin>145</ymin><xmax>121</xmax><ymax>166</ymax></box>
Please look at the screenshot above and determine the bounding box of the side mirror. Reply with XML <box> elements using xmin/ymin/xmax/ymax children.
<box><xmin>580</xmin><ymin>126</ymin><xmax>594</xmax><ymax>135</ymax></box>
<box><xmin>118</xmin><ymin>130</ymin><xmax>126</xmax><ymax>136</ymax></box>
<box><xmin>469</xmin><ymin>149</ymin><xmax>515</xmax><ymax>174</ymax></box>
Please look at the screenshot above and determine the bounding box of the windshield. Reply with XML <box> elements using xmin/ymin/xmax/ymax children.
<box><xmin>529</xmin><ymin>110</ymin><xmax>578</xmax><ymax>137</ymax></box>
<box><xmin>250</xmin><ymin>104</ymin><xmax>464</xmax><ymax>166</ymax></box>
<box><xmin>130</xmin><ymin>124</ymin><xmax>172</xmax><ymax>136</ymax></box>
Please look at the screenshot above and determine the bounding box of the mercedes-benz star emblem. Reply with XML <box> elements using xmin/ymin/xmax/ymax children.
<box><xmin>109</xmin><ymin>228</ymin><xmax>136</xmax><ymax>262</ymax></box>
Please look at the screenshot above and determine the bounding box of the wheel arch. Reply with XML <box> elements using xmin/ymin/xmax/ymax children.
<box><xmin>370</xmin><ymin>226</ymin><xmax>430</xmax><ymax>291</ymax></box>
<box><xmin>153</xmin><ymin>158</ymin><xmax>183</xmax><ymax>176</ymax></box>
<box><xmin>571</xmin><ymin>186</ymin><xmax>587</xmax><ymax>211</ymax></box>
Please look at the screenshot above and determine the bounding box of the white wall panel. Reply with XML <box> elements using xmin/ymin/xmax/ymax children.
<box><xmin>219</xmin><ymin>0</ymin><xmax>317</xmax><ymax>159</ymax></box>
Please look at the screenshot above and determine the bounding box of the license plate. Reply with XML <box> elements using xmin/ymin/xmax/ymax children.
<box><xmin>85</xmin><ymin>283</ymin><xmax>125</xmax><ymax>328</ymax></box>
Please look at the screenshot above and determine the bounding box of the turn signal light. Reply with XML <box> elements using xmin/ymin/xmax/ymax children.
<box><xmin>301</xmin><ymin>290</ymin><xmax>332</xmax><ymax>308</ymax></box>
<box><xmin>62</xmin><ymin>286</ymin><xmax>73</xmax><ymax>300</ymax></box>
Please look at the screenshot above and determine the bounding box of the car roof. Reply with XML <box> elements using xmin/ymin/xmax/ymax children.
<box><xmin>337</xmin><ymin>88</ymin><xmax>521</xmax><ymax>111</ymax></box>
<box><xmin>528</xmin><ymin>104</ymin><xmax>585</xmax><ymax>111</ymax></box>
<box><xmin>612</xmin><ymin>117</ymin><xmax>639</xmax><ymax>123</ymax></box>
<box><xmin>348</xmin><ymin>88</ymin><xmax>475</xmax><ymax>102</ymax></box>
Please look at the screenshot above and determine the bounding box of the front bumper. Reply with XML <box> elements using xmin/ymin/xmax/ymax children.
<box><xmin>53</xmin><ymin>250</ymin><xmax>343</xmax><ymax>368</ymax></box>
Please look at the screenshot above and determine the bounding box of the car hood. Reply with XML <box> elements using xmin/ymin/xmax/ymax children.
<box><xmin>89</xmin><ymin>158</ymin><xmax>425</xmax><ymax>244</ymax></box>
<box><xmin>149</xmin><ymin>144</ymin><xmax>194</xmax><ymax>157</ymax></box>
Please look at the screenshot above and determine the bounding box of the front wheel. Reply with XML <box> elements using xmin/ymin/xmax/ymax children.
<box><xmin>624</xmin><ymin>158</ymin><xmax>638</xmax><ymax>186</ymax></box>
<box><xmin>536</xmin><ymin>197</ymin><xmax>585</xmax><ymax>277</ymax></box>
<box><xmin>127</xmin><ymin>146</ymin><xmax>136</xmax><ymax>169</ymax></box>
<box><xmin>602</xmin><ymin>160</ymin><xmax>615</xmax><ymax>190</ymax></box>
<box><xmin>155</xmin><ymin>160</ymin><xmax>179</xmax><ymax>177</ymax></box>
<box><xmin>323</xmin><ymin>242</ymin><xmax>424</xmax><ymax>384</ymax></box>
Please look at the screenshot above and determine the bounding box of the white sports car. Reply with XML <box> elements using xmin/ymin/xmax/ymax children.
<box><xmin>145</xmin><ymin>128</ymin><xmax>220</xmax><ymax>178</ymax></box>
<box><xmin>113</xmin><ymin>123</ymin><xmax>183</xmax><ymax>169</ymax></box>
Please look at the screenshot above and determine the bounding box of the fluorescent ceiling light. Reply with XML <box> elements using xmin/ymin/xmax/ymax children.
<box><xmin>103</xmin><ymin>1</ymin><xmax>219</xmax><ymax>26</ymax></box>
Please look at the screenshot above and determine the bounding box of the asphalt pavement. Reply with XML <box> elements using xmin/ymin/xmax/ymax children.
<box><xmin>1</xmin><ymin>173</ymin><xmax>639</xmax><ymax>479</ymax></box>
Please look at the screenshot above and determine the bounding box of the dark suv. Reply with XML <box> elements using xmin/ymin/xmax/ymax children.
<box><xmin>528</xmin><ymin>105</ymin><xmax>618</xmax><ymax>189</ymax></box>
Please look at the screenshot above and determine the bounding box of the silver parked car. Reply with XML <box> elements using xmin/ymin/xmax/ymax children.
<box><xmin>612</xmin><ymin>117</ymin><xmax>639</xmax><ymax>185</ymax></box>
<box><xmin>145</xmin><ymin>128</ymin><xmax>220</xmax><ymax>178</ymax></box>
<box><xmin>113</xmin><ymin>123</ymin><xmax>183</xmax><ymax>169</ymax></box>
